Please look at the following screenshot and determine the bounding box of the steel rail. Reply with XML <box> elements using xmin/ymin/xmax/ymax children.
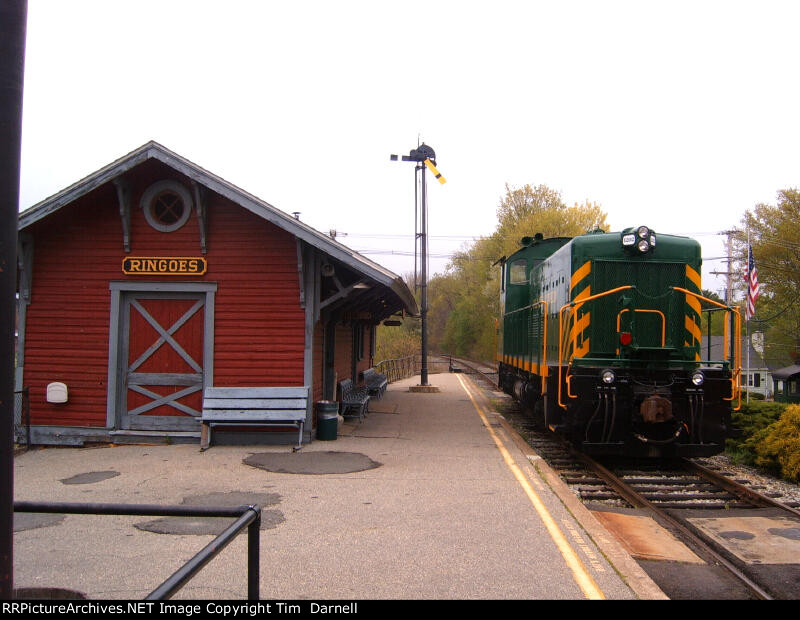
<box><xmin>681</xmin><ymin>459</ymin><xmax>800</xmax><ymax>519</ymax></box>
<box><xmin>568</xmin><ymin>452</ymin><xmax>774</xmax><ymax>600</ymax></box>
<box><xmin>447</xmin><ymin>356</ymin><xmax>499</xmax><ymax>388</ymax></box>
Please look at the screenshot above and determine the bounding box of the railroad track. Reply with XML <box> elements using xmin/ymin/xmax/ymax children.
<box><xmin>446</xmin><ymin>356</ymin><xmax>499</xmax><ymax>387</ymax></box>
<box><xmin>571</xmin><ymin>451</ymin><xmax>800</xmax><ymax>599</ymax></box>
<box><xmin>525</xmin><ymin>430</ymin><xmax>800</xmax><ymax>600</ymax></box>
<box><xmin>562</xmin><ymin>455</ymin><xmax>800</xmax><ymax>511</ymax></box>
<box><xmin>448</xmin><ymin>355</ymin><xmax>800</xmax><ymax>599</ymax></box>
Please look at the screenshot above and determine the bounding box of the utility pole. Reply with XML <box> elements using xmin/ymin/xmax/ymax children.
<box><xmin>712</xmin><ymin>229</ymin><xmax>753</xmax><ymax>401</ymax></box>
<box><xmin>710</xmin><ymin>230</ymin><xmax>740</xmax><ymax>386</ymax></box>
<box><xmin>710</xmin><ymin>230</ymin><xmax>736</xmax><ymax>304</ymax></box>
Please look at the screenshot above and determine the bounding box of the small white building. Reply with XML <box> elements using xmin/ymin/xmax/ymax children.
<box><xmin>700</xmin><ymin>336</ymin><xmax>773</xmax><ymax>399</ymax></box>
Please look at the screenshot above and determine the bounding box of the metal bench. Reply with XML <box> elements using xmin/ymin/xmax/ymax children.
<box><xmin>339</xmin><ymin>379</ymin><xmax>370</xmax><ymax>422</ymax></box>
<box><xmin>363</xmin><ymin>368</ymin><xmax>388</xmax><ymax>399</ymax></box>
<box><xmin>200</xmin><ymin>386</ymin><xmax>309</xmax><ymax>451</ymax></box>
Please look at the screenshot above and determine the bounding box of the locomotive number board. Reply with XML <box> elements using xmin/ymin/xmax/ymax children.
<box><xmin>122</xmin><ymin>257</ymin><xmax>207</xmax><ymax>276</ymax></box>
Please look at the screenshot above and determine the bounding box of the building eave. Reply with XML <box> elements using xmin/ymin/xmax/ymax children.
<box><xmin>19</xmin><ymin>140</ymin><xmax>418</xmax><ymax>318</ymax></box>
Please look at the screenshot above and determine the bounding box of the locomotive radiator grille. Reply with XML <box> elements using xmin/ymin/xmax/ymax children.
<box><xmin>589</xmin><ymin>260</ymin><xmax>691</xmax><ymax>355</ymax></box>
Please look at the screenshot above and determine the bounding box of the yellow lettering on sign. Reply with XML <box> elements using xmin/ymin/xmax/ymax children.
<box><xmin>122</xmin><ymin>257</ymin><xmax>207</xmax><ymax>276</ymax></box>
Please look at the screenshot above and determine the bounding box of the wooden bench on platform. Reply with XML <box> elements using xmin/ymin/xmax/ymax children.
<box><xmin>200</xmin><ymin>386</ymin><xmax>309</xmax><ymax>451</ymax></box>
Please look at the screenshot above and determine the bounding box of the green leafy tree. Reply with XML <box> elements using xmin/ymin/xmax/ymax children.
<box><xmin>430</xmin><ymin>237</ymin><xmax>502</xmax><ymax>361</ymax></box>
<box><xmin>495</xmin><ymin>184</ymin><xmax>606</xmax><ymax>259</ymax></box>
<box><xmin>426</xmin><ymin>184</ymin><xmax>607</xmax><ymax>362</ymax></box>
<box><xmin>735</xmin><ymin>188</ymin><xmax>800</xmax><ymax>365</ymax></box>
<box><xmin>375</xmin><ymin>272</ymin><xmax>421</xmax><ymax>362</ymax></box>
<box><xmin>375</xmin><ymin>319</ymin><xmax>420</xmax><ymax>363</ymax></box>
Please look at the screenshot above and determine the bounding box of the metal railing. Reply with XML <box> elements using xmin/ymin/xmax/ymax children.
<box><xmin>374</xmin><ymin>355</ymin><xmax>451</xmax><ymax>383</ymax></box>
<box><xmin>13</xmin><ymin>501</ymin><xmax>262</xmax><ymax>600</ymax></box>
<box><xmin>374</xmin><ymin>356</ymin><xmax>416</xmax><ymax>383</ymax></box>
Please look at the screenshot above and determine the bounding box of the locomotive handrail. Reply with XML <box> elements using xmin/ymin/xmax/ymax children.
<box><xmin>558</xmin><ymin>286</ymin><xmax>634</xmax><ymax>410</ymax></box>
<box><xmin>672</xmin><ymin>286</ymin><xmax>734</xmax><ymax>363</ymax></box>
<box><xmin>672</xmin><ymin>287</ymin><xmax>742</xmax><ymax>411</ymax></box>
<box><xmin>532</xmin><ymin>301</ymin><xmax>548</xmax><ymax>393</ymax></box>
<box><xmin>557</xmin><ymin>285</ymin><xmax>741</xmax><ymax>411</ymax></box>
<box><xmin>503</xmin><ymin>301</ymin><xmax>548</xmax><ymax>392</ymax></box>
<box><xmin>504</xmin><ymin>302</ymin><xmax>544</xmax><ymax>316</ymax></box>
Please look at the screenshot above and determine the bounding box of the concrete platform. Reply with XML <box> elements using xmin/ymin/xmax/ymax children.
<box><xmin>686</xmin><ymin>514</ymin><xmax>800</xmax><ymax>565</ymax></box>
<box><xmin>12</xmin><ymin>373</ymin><xmax>665</xmax><ymax>600</ymax></box>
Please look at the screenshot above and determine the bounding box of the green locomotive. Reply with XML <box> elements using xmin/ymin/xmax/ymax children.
<box><xmin>498</xmin><ymin>226</ymin><xmax>741</xmax><ymax>457</ymax></box>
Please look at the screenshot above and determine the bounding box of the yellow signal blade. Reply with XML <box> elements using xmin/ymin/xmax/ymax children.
<box><xmin>424</xmin><ymin>158</ymin><xmax>446</xmax><ymax>185</ymax></box>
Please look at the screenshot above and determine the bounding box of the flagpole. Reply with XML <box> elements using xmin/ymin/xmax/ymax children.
<box><xmin>746</xmin><ymin>226</ymin><xmax>750</xmax><ymax>404</ymax></box>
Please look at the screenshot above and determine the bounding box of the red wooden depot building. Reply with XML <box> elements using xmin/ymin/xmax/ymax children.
<box><xmin>16</xmin><ymin>142</ymin><xmax>417</xmax><ymax>446</ymax></box>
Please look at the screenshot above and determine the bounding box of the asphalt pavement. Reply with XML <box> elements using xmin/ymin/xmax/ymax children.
<box><xmin>12</xmin><ymin>372</ymin><xmax>665</xmax><ymax>600</ymax></box>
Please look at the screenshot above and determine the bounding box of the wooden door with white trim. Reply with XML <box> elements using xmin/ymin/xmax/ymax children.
<box><xmin>121</xmin><ymin>292</ymin><xmax>206</xmax><ymax>431</ymax></box>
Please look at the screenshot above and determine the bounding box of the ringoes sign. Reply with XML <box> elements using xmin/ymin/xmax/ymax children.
<box><xmin>122</xmin><ymin>257</ymin><xmax>207</xmax><ymax>276</ymax></box>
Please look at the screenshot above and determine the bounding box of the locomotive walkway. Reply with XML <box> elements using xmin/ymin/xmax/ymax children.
<box><xmin>12</xmin><ymin>373</ymin><xmax>665</xmax><ymax>600</ymax></box>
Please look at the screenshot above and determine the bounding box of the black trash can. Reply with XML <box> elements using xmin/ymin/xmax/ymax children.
<box><xmin>316</xmin><ymin>401</ymin><xmax>339</xmax><ymax>440</ymax></box>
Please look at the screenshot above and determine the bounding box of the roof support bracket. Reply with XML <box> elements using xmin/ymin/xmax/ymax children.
<box><xmin>320</xmin><ymin>279</ymin><xmax>366</xmax><ymax>311</ymax></box>
<box><xmin>113</xmin><ymin>177</ymin><xmax>131</xmax><ymax>253</ymax></box>
<box><xmin>192</xmin><ymin>181</ymin><xmax>208</xmax><ymax>254</ymax></box>
<box><xmin>296</xmin><ymin>240</ymin><xmax>305</xmax><ymax>308</ymax></box>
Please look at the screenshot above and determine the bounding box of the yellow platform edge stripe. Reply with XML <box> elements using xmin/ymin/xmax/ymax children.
<box><xmin>456</xmin><ymin>373</ymin><xmax>606</xmax><ymax>600</ymax></box>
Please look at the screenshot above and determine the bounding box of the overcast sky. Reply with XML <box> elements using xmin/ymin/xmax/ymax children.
<box><xmin>19</xmin><ymin>1</ymin><xmax>800</xmax><ymax>298</ymax></box>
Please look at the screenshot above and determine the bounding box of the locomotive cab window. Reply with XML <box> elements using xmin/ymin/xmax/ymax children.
<box><xmin>509</xmin><ymin>260</ymin><xmax>527</xmax><ymax>285</ymax></box>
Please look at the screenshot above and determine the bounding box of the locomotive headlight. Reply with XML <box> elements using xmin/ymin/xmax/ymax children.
<box><xmin>691</xmin><ymin>370</ymin><xmax>705</xmax><ymax>386</ymax></box>
<box><xmin>600</xmin><ymin>369</ymin><xmax>616</xmax><ymax>384</ymax></box>
<box><xmin>623</xmin><ymin>227</ymin><xmax>655</xmax><ymax>252</ymax></box>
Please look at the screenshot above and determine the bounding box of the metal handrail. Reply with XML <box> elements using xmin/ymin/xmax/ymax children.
<box><xmin>558</xmin><ymin>286</ymin><xmax>634</xmax><ymax>409</ymax></box>
<box><xmin>555</xmin><ymin>285</ymin><xmax>742</xmax><ymax>411</ymax></box>
<box><xmin>13</xmin><ymin>501</ymin><xmax>262</xmax><ymax>600</ymax></box>
<box><xmin>673</xmin><ymin>287</ymin><xmax>742</xmax><ymax>410</ymax></box>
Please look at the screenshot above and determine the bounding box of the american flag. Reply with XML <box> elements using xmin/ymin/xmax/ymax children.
<box><xmin>744</xmin><ymin>244</ymin><xmax>760</xmax><ymax>320</ymax></box>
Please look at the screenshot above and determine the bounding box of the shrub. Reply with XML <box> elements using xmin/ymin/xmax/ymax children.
<box><xmin>726</xmin><ymin>401</ymin><xmax>787</xmax><ymax>466</ymax></box>
<box><xmin>752</xmin><ymin>405</ymin><xmax>800</xmax><ymax>483</ymax></box>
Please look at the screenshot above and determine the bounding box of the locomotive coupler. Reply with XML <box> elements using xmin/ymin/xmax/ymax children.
<box><xmin>640</xmin><ymin>394</ymin><xmax>673</xmax><ymax>423</ymax></box>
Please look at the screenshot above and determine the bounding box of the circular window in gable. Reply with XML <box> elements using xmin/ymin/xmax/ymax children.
<box><xmin>140</xmin><ymin>180</ymin><xmax>193</xmax><ymax>232</ymax></box>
